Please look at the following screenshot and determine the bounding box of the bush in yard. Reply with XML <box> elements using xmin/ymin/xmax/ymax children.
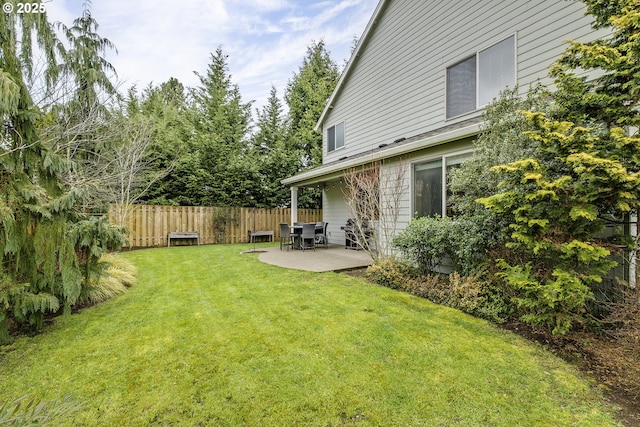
<box><xmin>447</xmin><ymin>273</ymin><xmax>515</xmax><ymax>323</ymax></box>
<box><xmin>366</xmin><ymin>259</ymin><xmax>513</xmax><ymax>323</ymax></box>
<box><xmin>67</xmin><ymin>217</ymin><xmax>128</xmax><ymax>289</ymax></box>
<box><xmin>448</xmin><ymin>85</ymin><xmax>551</xmax><ymax>219</ymax></box>
<box><xmin>407</xmin><ymin>272</ymin><xmax>513</xmax><ymax>323</ymax></box>
<box><xmin>0</xmin><ymin>217</ymin><xmax>127</xmax><ymax>343</ymax></box>
<box><xmin>447</xmin><ymin>86</ymin><xmax>553</xmax><ymax>271</ymax></box>
<box><xmin>392</xmin><ymin>87</ymin><xmax>552</xmax><ymax>279</ymax></box>
<box><xmin>392</xmin><ymin>216</ymin><xmax>451</xmax><ymax>275</ymax></box>
<box><xmin>475</xmin><ymin>0</ymin><xmax>640</xmax><ymax>335</ymax></box>
<box><xmin>392</xmin><ymin>215</ymin><xmax>497</xmax><ymax>277</ymax></box>
<box><xmin>364</xmin><ymin>257</ymin><xmax>418</xmax><ymax>290</ymax></box>
<box><xmin>446</xmin><ymin>215</ymin><xmax>502</xmax><ymax>276</ymax></box>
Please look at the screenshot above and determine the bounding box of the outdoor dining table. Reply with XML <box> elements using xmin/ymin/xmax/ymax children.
<box><xmin>290</xmin><ymin>223</ymin><xmax>323</xmax><ymax>250</ymax></box>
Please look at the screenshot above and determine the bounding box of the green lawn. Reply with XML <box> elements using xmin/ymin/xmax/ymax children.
<box><xmin>0</xmin><ymin>244</ymin><xmax>621</xmax><ymax>426</ymax></box>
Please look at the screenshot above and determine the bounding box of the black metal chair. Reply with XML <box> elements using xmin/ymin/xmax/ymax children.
<box><xmin>290</xmin><ymin>222</ymin><xmax>303</xmax><ymax>249</ymax></box>
<box><xmin>315</xmin><ymin>221</ymin><xmax>328</xmax><ymax>248</ymax></box>
<box><xmin>279</xmin><ymin>223</ymin><xmax>293</xmax><ymax>251</ymax></box>
<box><xmin>300</xmin><ymin>223</ymin><xmax>316</xmax><ymax>251</ymax></box>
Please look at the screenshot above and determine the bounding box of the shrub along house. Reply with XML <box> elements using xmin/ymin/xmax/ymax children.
<box><xmin>282</xmin><ymin>0</ymin><xmax>614</xmax><ymax>256</ymax></box>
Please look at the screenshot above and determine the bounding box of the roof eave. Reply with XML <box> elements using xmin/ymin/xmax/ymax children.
<box><xmin>314</xmin><ymin>0</ymin><xmax>389</xmax><ymax>132</ymax></box>
<box><xmin>283</xmin><ymin>121</ymin><xmax>481</xmax><ymax>186</ymax></box>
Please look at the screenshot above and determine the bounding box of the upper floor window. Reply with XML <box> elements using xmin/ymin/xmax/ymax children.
<box><xmin>328</xmin><ymin>122</ymin><xmax>344</xmax><ymax>152</ymax></box>
<box><xmin>446</xmin><ymin>35</ymin><xmax>515</xmax><ymax>119</ymax></box>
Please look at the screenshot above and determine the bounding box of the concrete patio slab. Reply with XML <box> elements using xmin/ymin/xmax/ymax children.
<box><xmin>258</xmin><ymin>244</ymin><xmax>373</xmax><ymax>272</ymax></box>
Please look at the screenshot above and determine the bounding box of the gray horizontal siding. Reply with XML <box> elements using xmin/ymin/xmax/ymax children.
<box><xmin>322</xmin><ymin>185</ymin><xmax>352</xmax><ymax>246</ymax></box>
<box><xmin>323</xmin><ymin>0</ymin><xmax>604</xmax><ymax>165</ymax></box>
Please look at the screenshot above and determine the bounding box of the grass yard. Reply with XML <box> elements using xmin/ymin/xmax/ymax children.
<box><xmin>0</xmin><ymin>244</ymin><xmax>622</xmax><ymax>426</ymax></box>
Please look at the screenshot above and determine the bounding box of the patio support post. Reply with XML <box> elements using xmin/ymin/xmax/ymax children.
<box><xmin>291</xmin><ymin>186</ymin><xmax>298</xmax><ymax>224</ymax></box>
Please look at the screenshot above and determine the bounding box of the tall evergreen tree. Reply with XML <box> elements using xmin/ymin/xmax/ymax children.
<box><xmin>184</xmin><ymin>48</ymin><xmax>256</xmax><ymax>206</ymax></box>
<box><xmin>251</xmin><ymin>85</ymin><xmax>299</xmax><ymax>207</ymax></box>
<box><xmin>0</xmin><ymin>3</ymin><xmax>123</xmax><ymax>343</ymax></box>
<box><xmin>285</xmin><ymin>40</ymin><xmax>340</xmax><ymax>207</ymax></box>
<box><xmin>192</xmin><ymin>48</ymin><xmax>251</xmax><ymax>150</ymax></box>
<box><xmin>478</xmin><ymin>0</ymin><xmax>640</xmax><ymax>334</ymax></box>
<box><xmin>128</xmin><ymin>79</ymin><xmax>191</xmax><ymax>206</ymax></box>
<box><xmin>253</xmin><ymin>86</ymin><xmax>286</xmax><ymax>156</ymax></box>
<box><xmin>56</xmin><ymin>1</ymin><xmax>117</xmax><ymax>122</ymax></box>
<box><xmin>286</xmin><ymin>40</ymin><xmax>339</xmax><ymax>167</ymax></box>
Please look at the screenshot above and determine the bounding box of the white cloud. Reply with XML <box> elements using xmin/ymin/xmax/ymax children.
<box><xmin>45</xmin><ymin>0</ymin><xmax>379</xmax><ymax>111</ymax></box>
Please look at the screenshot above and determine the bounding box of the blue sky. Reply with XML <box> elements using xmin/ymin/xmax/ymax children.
<box><xmin>46</xmin><ymin>0</ymin><xmax>380</xmax><ymax>112</ymax></box>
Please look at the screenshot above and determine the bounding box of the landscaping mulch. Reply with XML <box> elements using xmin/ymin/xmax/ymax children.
<box><xmin>501</xmin><ymin>321</ymin><xmax>640</xmax><ymax>427</ymax></box>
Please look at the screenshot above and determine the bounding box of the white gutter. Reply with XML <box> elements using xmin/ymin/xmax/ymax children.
<box><xmin>283</xmin><ymin>121</ymin><xmax>481</xmax><ymax>186</ymax></box>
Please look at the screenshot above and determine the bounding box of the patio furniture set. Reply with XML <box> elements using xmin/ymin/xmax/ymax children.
<box><xmin>279</xmin><ymin>222</ymin><xmax>328</xmax><ymax>251</ymax></box>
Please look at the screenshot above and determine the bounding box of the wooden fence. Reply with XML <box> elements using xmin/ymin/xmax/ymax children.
<box><xmin>108</xmin><ymin>204</ymin><xmax>322</xmax><ymax>248</ymax></box>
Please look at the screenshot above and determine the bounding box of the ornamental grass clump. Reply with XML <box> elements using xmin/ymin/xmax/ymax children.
<box><xmin>77</xmin><ymin>253</ymin><xmax>136</xmax><ymax>306</ymax></box>
<box><xmin>0</xmin><ymin>395</ymin><xmax>82</xmax><ymax>426</ymax></box>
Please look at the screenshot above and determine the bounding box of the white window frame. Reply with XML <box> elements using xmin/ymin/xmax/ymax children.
<box><xmin>327</xmin><ymin>121</ymin><xmax>345</xmax><ymax>153</ymax></box>
<box><xmin>412</xmin><ymin>149</ymin><xmax>474</xmax><ymax>218</ymax></box>
<box><xmin>445</xmin><ymin>34</ymin><xmax>516</xmax><ymax>119</ymax></box>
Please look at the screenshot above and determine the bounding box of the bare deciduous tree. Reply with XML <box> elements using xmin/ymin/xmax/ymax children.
<box><xmin>343</xmin><ymin>160</ymin><xmax>406</xmax><ymax>260</ymax></box>
<box><xmin>38</xmin><ymin>99</ymin><xmax>176</xmax><ymax>227</ymax></box>
<box><xmin>109</xmin><ymin>116</ymin><xmax>175</xmax><ymax>229</ymax></box>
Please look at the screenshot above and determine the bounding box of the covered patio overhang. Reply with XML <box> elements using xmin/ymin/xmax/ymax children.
<box><xmin>281</xmin><ymin>167</ymin><xmax>342</xmax><ymax>224</ymax></box>
<box><xmin>281</xmin><ymin>118</ymin><xmax>482</xmax><ymax>223</ymax></box>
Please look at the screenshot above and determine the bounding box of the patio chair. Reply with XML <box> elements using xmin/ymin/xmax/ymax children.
<box><xmin>279</xmin><ymin>223</ymin><xmax>293</xmax><ymax>251</ymax></box>
<box><xmin>315</xmin><ymin>222</ymin><xmax>328</xmax><ymax>248</ymax></box>
<box><xmin>290</xmin><ymin>222</ymin><xmax>303</xmax><ymax>249</ymax></box>
<box><xmin>300</xmin><ymin>223</ymin><xmax>316</xmax><ymax>251</ymax></box>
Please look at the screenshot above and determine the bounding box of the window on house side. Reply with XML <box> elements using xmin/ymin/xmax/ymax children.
<box><xmin>328</xmin><ymin>122</ymin><xmax>344</xmax><ymax>152</ymax></box>
<box><xmin>446</xmin><ymin>35</ymin><xmax>515</xmax><ymax>119</ymax></box>
<box><xmin>414</xmin><ymin>160</ymin><xmax>443</xmax><ymax>217</ymax></box>
<box><xmin>446</xmin><ymin>56</ymin><xmax>476</xmax><ymax>119</ymax></box>
<box><xmin>478</xmin><ymin>36</ymin><xmax>515</xmax><ymax>107</ymax></box>
<box><xmin>414</xmin><ymin>152</ymin><xmax>472</xmax><ymax>218</ymax></box>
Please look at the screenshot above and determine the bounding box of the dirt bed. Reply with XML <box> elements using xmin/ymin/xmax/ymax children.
<box><xmin>501</xmin><ymin>321</ymin><xmax>640</xmax><ymax>427</ymax></box>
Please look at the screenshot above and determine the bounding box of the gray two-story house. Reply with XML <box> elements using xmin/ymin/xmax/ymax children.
<box><xmin>283</xmin><ymin>0</ymin><xmax>610</xmax><ymax>252</ymax></box>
